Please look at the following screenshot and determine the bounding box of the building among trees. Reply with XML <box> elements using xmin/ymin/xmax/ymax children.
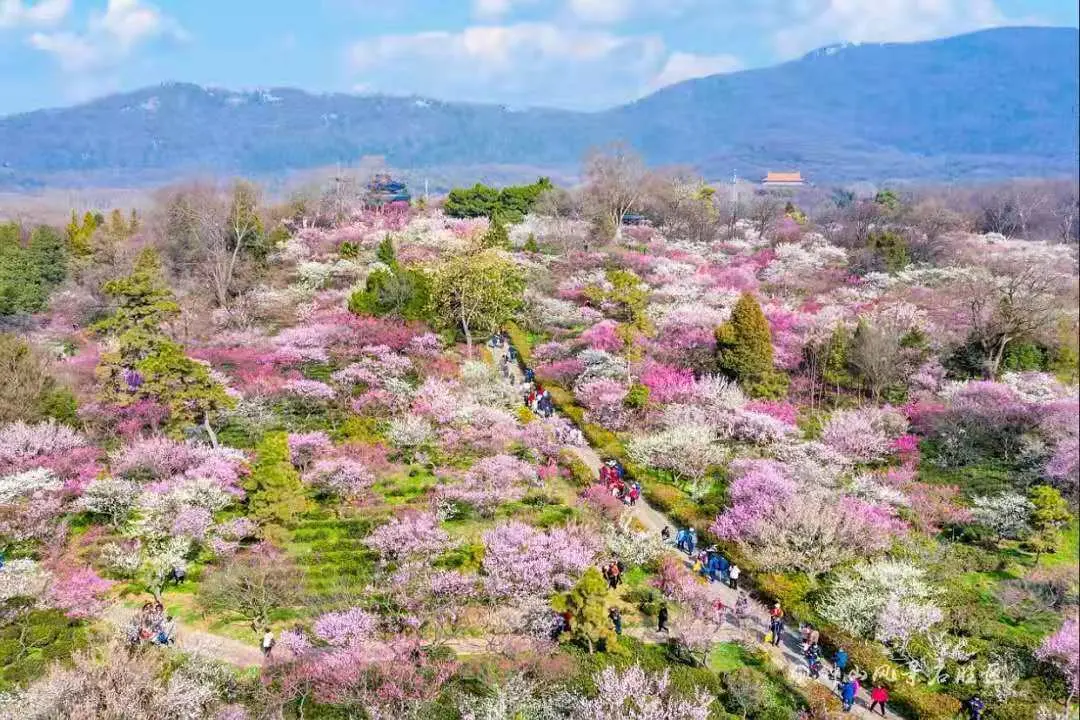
<box><xmin>761</xmin><ymin>171</ymin><xmax>806</xmax><ymax>188</ymax></box>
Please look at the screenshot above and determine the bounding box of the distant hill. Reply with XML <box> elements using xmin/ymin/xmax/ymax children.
<box><xmin>0</xmin><ymin>26</ymin><xmax>1076</xmax><ymax>188</ymax></box>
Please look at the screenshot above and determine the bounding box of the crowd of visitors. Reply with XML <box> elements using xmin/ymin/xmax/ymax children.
<box><xmin>126</xmin><ymin>601</ymin><xmax>176</xmax><ymax>649</ymax></box>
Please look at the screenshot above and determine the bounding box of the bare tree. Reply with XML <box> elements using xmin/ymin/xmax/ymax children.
<box><xmin>199</xmin><ymin>549</ymin><xmax>301</xmax><ymax>631</ymax></box>
<box><xmin>848</xmin><ymin>321</ymin><xmax>904</xmax><ymax>401</ymax></box>
<box><xmin>746</xmin><ymin>195</ymin><xmax>782</xmax><ymax>239</ymax></box>
<box><xmin>164</xmin><ymin>181</ymin><xmax>263</xmax><ymax>307</ymax></box>
<box><xmin>645</xmin><ymin>168</ymin><xmax>720</xmax><ymax>243</ymax></box>
<box><xmin>963</xmin><ymin>266</ymin><xmax>1063</xmax><ymax>378</ymax></box>
<box><xmin>903</xmin><ymin>199</ymin><xmax>966</xmax><ymax>263</ymax></box>
<box><xmin>582</xmin><ymin>143</ymin><xmax>648</xmax><ymax>241</ymax></box>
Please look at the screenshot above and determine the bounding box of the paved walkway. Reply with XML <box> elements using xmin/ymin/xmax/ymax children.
<box><xmin>494</xmin><ymin>341</ymin><xmax>901</xmax><ymax>720</ymax></box>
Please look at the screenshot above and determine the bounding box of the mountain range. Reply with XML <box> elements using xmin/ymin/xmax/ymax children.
<box><xmin>0</xmin><ymin>26</ymin><xmax>1076</xmax><ymax>190</ymax></box>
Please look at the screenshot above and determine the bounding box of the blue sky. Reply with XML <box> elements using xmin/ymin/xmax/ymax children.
<box><xmin>0</xmin><ymin>0</ymin><xmax>1075</xmax><ymax>114</ymax></box>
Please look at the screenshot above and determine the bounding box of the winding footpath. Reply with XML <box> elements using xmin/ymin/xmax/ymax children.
<box><xmin>495</xmin><ymin>342</ymin><xmax>902</xmax><ymax>720</ymax></box>
<box><xmin>98</xmin><ymin>342</ymin><xmax>899</xmax><ymax>718</ymax></box>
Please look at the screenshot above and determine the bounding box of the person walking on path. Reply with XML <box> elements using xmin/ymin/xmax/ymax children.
<box><xmin>967</xmin><ymin>696</ymin><xmax>986</xmax><ymax>720</ymax></box>
<box><xmin>869</xmin><ymin>686</ymin><xmax>888</xmax><ymax>716</ymax></box>
<box><xmin>261</xmin><ymin>628</ymin><xmax>275</xmax><ymax>660</ymax></box>
<box><xmin>768</xmin><ymin>603</ymin><xmax>784</xmax><ymax>647</ymax></box>
<box><xmin>733</xmin><ymin>593</ymin><xmax>749</xmax><ymax>632</ymax></box>
<box><xmin>686</xmin><ymin>528</ymin><xmax>697</xmax><ymax>555</ymax></box>
<box><xmin>658</xmin><ymin>604</ymin><xmax>669</xmax><ymax>633</ymax></box>
<box><xmin>834</xmin><ymin>647</ymin><xmax>849</xmax><ymax>680</ymax></box>
<box><xmin>728</xmin><ymin>563</ymin><xmax>740</xmax><ymax>590</ymax></box>
<box><xmin>608</xmin><ymin>607</ymin><xmax>622</xmax><ymax>636</ymax></box>
<box><xmin>661</xmin><ymin>526</ymin><xmax>671</xmax><ymax>543</ymax></box>
<box><xmin>841</xmin><ymin>677</ymin><xmax>858</xmax><ymax>712</ymax></box>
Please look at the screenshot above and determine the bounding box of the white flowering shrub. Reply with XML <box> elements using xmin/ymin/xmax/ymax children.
<box><xmin>816</xmin><ymin>559</ymin><xmax>941</xmax><ymax>645</ymax></box>
<box><xmin>0</xmin><ymin>468</ymin><xmax>62</xmax><ymax>503</ymax></box>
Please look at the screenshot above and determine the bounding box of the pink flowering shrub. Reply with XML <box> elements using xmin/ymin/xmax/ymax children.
<box><xmin>535</xmin><ymin>358</ymin><xmax>585</xmax><ymax>386</ymax></box>
<box><xmin>287</xmin><ymin>432</ymin><xmax>333</xmax><ymax>469</ymax></box>
<box><xmin>438</xmin><ymin>455</ymin><xmax>538</xmax><ymax>515</ymax></box>
<box><xmin>172</xmin><ymin>507</ymin><xmax>213</xmax><ymax>540</ymax></box>
<box><xmin>482</xmin><ymin>521</ymin><xmax>597</xmax><ymax>598</ymax></box>
<box><xmin>744</xmin><ymin>400</ymin><xmax>798</xmax><ymax>426</ymax></box>
<box><xmin>304</xmin><ymin>458</ymin><xmax>375</xmax><ymax>499</ymax></box>
<box><xmin>580</xmin><ymin>483</ymin><xmax>627</xmax><ymax>521</ymax></box>
<box><xmin>711</xmin><ymin>461</ymin><xmax>906</xmax><ymax>574</ymax></box>
<box><xmin>365</xmin><ymin>511</ymin><xmax>453</xmax><ymax>562</ymax></box>
<box><xmin>579</xmin><ymin>320</ymin><xmax>624</xmax><ymax>353</ymax></box>
<box><xmin>0</xmin><ymin>421</ymin><xmax>87</xmax><ymax>470</ymax></box>
<box><xmin>1036</xmin><ymin>617</ymin><xmax>1079</xmax><ymax>698</ymax></box>
<box><xmin>822</xmin><ymin>405</ymin><xmax>908</xmax><ymax>463</ymax></box>
<box><xmin>521</xmin><ymin>417</ymin><xmax>585</xmax><ymax>462</ymax></box>
<box><xmin>531</xmin><ymin>341</ymin><xmax>572</xmax><ymax>363</ymax></box>
<box><xmin>314</xmin><ymin>608</ymin><xmax>379</xmax><ymax>647</ymax></box>
<box><xmin>639</xmin><ymin>363</ymin><xmax>695</xmax><ymax>404</ymax></box>
<box><xmin>46</xmin><ymin>562</ymin><xmax>114</xmax><ymax>619</ymax></box>
<box><xmin>575</xmin><ymin>379</ymin><xmax>629</xmax><ymax>429</ymax></box>
<box><xmin>282</xmin><ymin>378</ymin><xmax>336</xmax><ymax>401</ymax></box>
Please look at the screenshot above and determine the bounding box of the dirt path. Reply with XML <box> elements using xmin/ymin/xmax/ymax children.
<box><xmin>104</xmin><ymin>602</ymin><xmax>268</xmax><ymax>667</ymax></box>
<box><xmin>494</xmin><ymin>341</ymin><xmax>901</xmax><ymax>720</ymax></box>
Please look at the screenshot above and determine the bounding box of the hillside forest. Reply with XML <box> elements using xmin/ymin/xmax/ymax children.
<box><xmin>0</xmin><ymin>147</ymin><xmax>1077</xmax><ymax>720</ymax></box>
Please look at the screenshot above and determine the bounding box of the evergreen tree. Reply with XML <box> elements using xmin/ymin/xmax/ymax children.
<box><xmin>94</xmin><ymin>248</ymin><xmax>232</xmax><ymax>437</ymax></box>
<box><xmin>1024</xmin><ymin>486</ymin><xmax>1071</xmax><ymax>565</ymax></box>
<box><xmin>523</xmin><ymin>233</ymin><xmax>539</xmax><ymax>253</ymax></box>
<box><xmin>716</xmin><ymin>293</ymin><xmax>774</xmax><ymax>381</ymax></box>
<box><xmin>376</xmin><ymin>234</ymin><xmax>398</xmax><ymax>268</ymax></box>
<box><xmin>480</xmin><ymin>213</ymin><xmax>510</xmax><ymax>250</ymax></box>
<box><xmin>551</xmin><ymin>567</ymin><xmax>618</xmax><ymax>654</ymax></box>
<box><xmin>26</xmin><ymin>226</ymin><xmax>68</xmax><ymax>287</ymax></box>
<box><xmin>822</xmin><ymin>325</ymin><xmax>855</xmax><ymax>391</ymax></box>
<box><xmin>245</xmin><ymin>432</ymin><xmax>312</xmax><ymax>531</ymax></box>
<box><xmin>93</xmin><ymin>248</ymin><xmax>180</xmax><ymax>350</ymax></box>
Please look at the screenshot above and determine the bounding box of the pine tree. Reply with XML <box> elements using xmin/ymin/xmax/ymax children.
<box><xmin>26</xmin><ymin>226</ymin><xmax>68</xmax><ymax>287</ymax></box>
<box><xmin>480</xmin><ymin>213</ymin><xmax>510</xmax><ymax>250</ymax></box>
<box><xmin>376</xmin><ymin>234</ymin><xmax>398</xmax><ymax>268</ymax></box>
<box><xmin>551</xmin><ymin>567</ymin><xmax>618</xmax><ymax>654</ymax></box>
<box><xmin>93</xmin><ymin>248</ymin><xmax>180</xmax><ymax>345</ymax></box>
<box><xmin>716</xmin><ymin>293</ymin><xmax>774</xmax><ymax>381</ymax></box>
<box><xmin>245</xmin><ymin>432</ymin><xmax>312</xmax><ymax>530</ymax></box>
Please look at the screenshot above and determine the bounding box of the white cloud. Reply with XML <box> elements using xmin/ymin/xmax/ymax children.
<box><xmin>347</xmin><ymin>22</ymin><xmax>684</xmax><ymax>109</ymax></box>
<box><xmin>27</xmin><ymin>0</ymin><xmax>184</xmax><ymax>73</ymax></box>
<box><xmin>0</xmin><ymin>0</ymin><xmax>71</xmax><ymax>28</ymax></box>
<box><xmin>568</xmin><ymin>0</ymin><xmax>631</xmax><ymax>24</ymax></box>
<box><xmin>648</xmin><ymin>51</ymin><xmax>743</xmax><ymax>91</ymax></box>
<box><xmin>773</xmin><ymin>0</ymin><xmax>1006</xmax><ymax>58</ymax></box>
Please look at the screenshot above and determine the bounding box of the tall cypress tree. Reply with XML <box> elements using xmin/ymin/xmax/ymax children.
<box><xmin>716</xmin><ymin>293</ymin><xmax>774</xmax><ymax>381</ymax></box>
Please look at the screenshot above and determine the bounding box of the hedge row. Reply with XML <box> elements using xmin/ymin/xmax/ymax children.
<box><xmin>505</xmin><ymin>322</ymin><xmax>963</xmax><ymax>720</ymax></box>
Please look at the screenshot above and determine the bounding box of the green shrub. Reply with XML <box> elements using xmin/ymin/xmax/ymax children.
<box><xmin>624</xmin><ymin>382</ymin><xmax>650</xmax><ymax>409</ymax></box>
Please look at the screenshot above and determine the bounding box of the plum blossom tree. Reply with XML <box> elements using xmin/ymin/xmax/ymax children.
<box><xmin>1036</xmin><ymin>618</ymin><xmax>1079</xmax><ymax>717</ymax></box>
<box><xmin>482</xmin><ymin>521</ymin><xmax>596</xmax><ymax>598</ymax></box>
<box><xmin>365</xmin><ymin>510</ymin><xmax>453</xmax><ymax>563</ymax></box>
<box><xmin>821</xmin><ymin>405</ymin><xmax>908</xmax><ymax>463</ymax></box>
<box><xmin>313</xmin><ymin>607</ymin><xmax>379</xmax><ymax>647</ymax></box>
<box><xmin>711</xmin><ymin>462</ymin><xmax>906</xmax><ymax>574</ymax></box>
<box><xmin>576</xmin><ymin>665</ymin><xmax>712</xmax><ymax>720</ymax></box>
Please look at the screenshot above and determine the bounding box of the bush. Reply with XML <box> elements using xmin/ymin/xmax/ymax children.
<box><xmin>624</xmin><ymin>382</ymin><xmax>650</xmax><ymax>409</ymax></box>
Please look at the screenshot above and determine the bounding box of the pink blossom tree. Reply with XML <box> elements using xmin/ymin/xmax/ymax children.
<box><xmin>365</xmin><ymin>510</ymin><xmax>453</xmax><ymax>563</ymax></box>
<box><xmin>1037</xmin><ymin>617</ymin><xmax>1079</xmax><ymax>716</ymax></box>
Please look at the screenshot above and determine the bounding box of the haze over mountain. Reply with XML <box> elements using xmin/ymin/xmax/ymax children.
<box><xmin>0</xmin><ymin>26</ymin><xmax>1076</xmax><ymax>189</ymax></box>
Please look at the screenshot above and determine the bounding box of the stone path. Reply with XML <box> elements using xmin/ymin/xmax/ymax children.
<box><xmin>494</xmin><ymin>340</ymin><xmax>902</xmax><ymax>720</ymax></box>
